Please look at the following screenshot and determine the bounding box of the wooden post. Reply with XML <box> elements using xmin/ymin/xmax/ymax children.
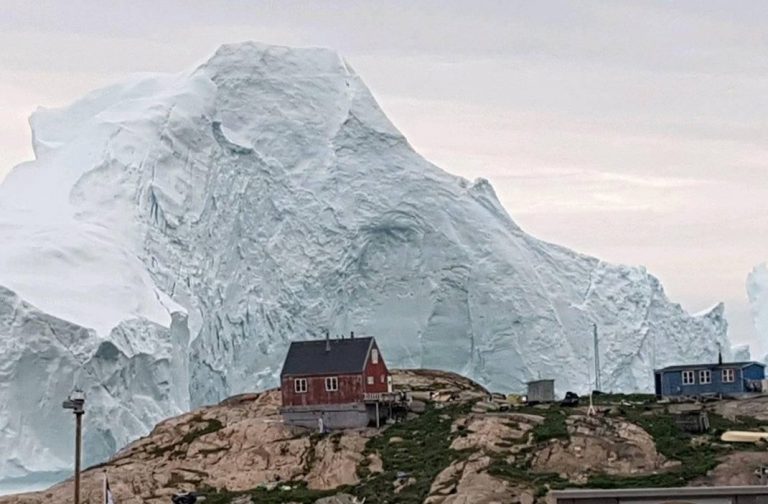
<box><xmin>62</xmin><ymin>391</ymin><xmax>85</xmax><ymax>504</ymax></box>
<box><xmin>74</xmin><ymin>410</ymin><xmax>83</xmax><ymax>504</ymax></box>
<box><xmin>375</xmin><ymin>402</ymin><xmax>380</xmax><ymax>428</ymax></box>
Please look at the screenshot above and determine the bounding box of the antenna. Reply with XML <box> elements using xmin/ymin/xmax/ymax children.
<box><xmin>593</xmin><ymin>323</ymin><xmax>601</xmax><ymax>392</ymax></box>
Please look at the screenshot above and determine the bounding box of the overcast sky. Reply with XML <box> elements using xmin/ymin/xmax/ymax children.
<box><xmin>1</xmin><ymin>1</ymin><xmax>766</xmax><ymax>354</ymax></box>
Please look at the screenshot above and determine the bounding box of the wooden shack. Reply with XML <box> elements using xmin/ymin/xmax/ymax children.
<box><xmin>279</xmin><ymin>334</ymin><xmax>395</xmax><ymax>429</ymax></box>
<box><xmin>526</xmin><ymin>379</ymin><xmax>555</xmax><ymax>403</ymax></box>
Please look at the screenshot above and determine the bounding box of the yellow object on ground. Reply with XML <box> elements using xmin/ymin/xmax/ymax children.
<box><xmin>721</xmin><ymin>431</ymin><xmax>768</xmax><ymax>443</ymax></box>
<box><xmin>506</xmin><ymin>394</ymin><xmax>523</xmax><ymax>406</ymax></box>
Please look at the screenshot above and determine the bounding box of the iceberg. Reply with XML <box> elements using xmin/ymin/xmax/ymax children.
<box><xmin>0</xmin><ymin>42</ymin><xmax>730</xmax><ymax>481</ymax></box>
<box><xmin>748</xmin><ymin>263</ymin><xmax>768</xmax><ymax>348</ymax></box>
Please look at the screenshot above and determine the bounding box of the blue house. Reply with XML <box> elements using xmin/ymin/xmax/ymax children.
<box><xmin>654</xmin><ymin>360</ymin><xmax>766</xmax><ymax>398</ymax></box>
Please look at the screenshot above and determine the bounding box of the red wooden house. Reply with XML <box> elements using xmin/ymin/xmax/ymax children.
<box><xmin>279</xmin><ymin>334</ymin><xmax>394</xmax><ymax>429</ymax></box>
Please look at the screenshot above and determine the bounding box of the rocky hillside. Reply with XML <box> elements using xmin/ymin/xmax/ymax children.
<box><xmin>5</xmin><ymin>370</ymin><xmax>768</xmax><ymax>504</ymax></box>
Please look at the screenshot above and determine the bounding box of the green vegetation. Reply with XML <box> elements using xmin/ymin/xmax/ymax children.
<box><xmin>708</xmin><ymin>412</ymin><xmax>765</xmax><ymax>434</ymax></box>
<box><xmin>488</xmin><ymin>458</ymin><xmax>569</xmax><ymax>496</ymax></box>
<box><xmin>488</xmin><ymin>406</ymin><xmax>570</xmax><ymax>495</ymax></box>
<box><xmin>590</xmin><ymin>393</ymin><xmax>657</xmax><ymax>405</ymax></box>
<box><xmin>581</xmin><ymin>404</ymin><xmax>763</xmax><ymax>488</ymax></box>
<box><xmin>196</xmin><ymin>402</ymin><xmax>473</xmax><ymax>504</ymax></box>
<box><xmin>148</xmin><ymin>416</ymin><xmax>225</xmax><ymax>459</ymax></box>
<box><xmin>353</xmin><ymin>402</ymin><xmax>473</xmax><ymax>504</ymax></box>
<box><xmin>198</xmin><ymin>482</ymin><xmax>339</xmax><ymax>504</ymax></box>
<box><xmin>181</xmin><ymin>418</ymin><xmax>224</xmax><ymax>444</ymax></box>
<box><xmin>489</xmin><ymin>400</ymin><xmax>768</xmax><ymax>492</ymax></box>
<box><xmin>191</xmin><ymin>394</ymin><xmax>768</xmax><ymax>502</ymax></box>
<box><xmin>530</xmin><ymin>409</ymin><xmax>569</xmax><ymax>443</ymax></box>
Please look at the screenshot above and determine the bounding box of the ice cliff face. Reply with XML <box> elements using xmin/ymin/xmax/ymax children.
<box><xmin>748</xmin><ymin>263</ymin><xmax>767</xmax><ymax>345</ymax></box>
<box><xmin>0</xmin><ymin>42</ymin><xmax>730</xmax><ymax>481</ymax></box>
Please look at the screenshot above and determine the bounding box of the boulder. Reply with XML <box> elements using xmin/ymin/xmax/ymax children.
<box><xmin>532</xmin><ymin>415</ymin><xmax>673</xmax><ymax>480</ymax></box>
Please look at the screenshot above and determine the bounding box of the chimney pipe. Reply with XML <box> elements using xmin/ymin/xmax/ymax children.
<box><xmin>717</xmin><ymin>342</ymin><xmax>723</xmax><ymax>365</ymax></box>
<box><xmin>350</xmin><ymin>331</ymin><xmax>354</xmax><ymax>339</ymax></box>
<box><xmin>325</xmin><ymin>329</ymin><xmax>330</xmax><ymax>352</ymax></box>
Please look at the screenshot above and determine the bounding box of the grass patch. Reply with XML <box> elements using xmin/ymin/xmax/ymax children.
<box><xmin>181</xmin><ymin>418</ymin><xmax>224</xmax><ymax>444</ymax></box>
<box><xmin>147</xmin><ymin>416</ymin><xmax>225</xmax><ymax>459</ymax></box>
<box><xmin>488</xmin><ymin>406</ymin><xmax>569</xmax><ymax>495</ymax></box>
<box><xmin>531</xmin><ymin>410</ymin><xmax>569</xmax><ymax>443</ymax></box>
<box><xmin>591</xmin><ymin>393</ymin><xmax>657</xmax><ymax>405</ymax></box>
<box><xmin>708</xmin><ymin>412</ymin><xmax>765</xmax><ymax>433</ymax></box>
<box><xmin>488</xmin><ymin>458</ymin><xmax>569</xmax><ymax>496</ymax></box>
<box><xmin>353</xmin><ymin>402</ymin><xmax>473</xmax><ymax>504</ymax></box>
<box><xmin>198</xmin><ymin>482</ymin><xmax>339</xmax><ymax>504</ymax></box>
<box><xmin>492</xmin><ymin>402</ymin><xmax>754</xmax><ymax>492</ymax></box>
<box><xmin>582</xmin><ymin>405</ymin><xmax>723</xmax><ymax>488</ymax></box>
<box><xmin>196</xmin><ymin>402</ymin><xmax>472</xmax><ymax>504</ymax></box>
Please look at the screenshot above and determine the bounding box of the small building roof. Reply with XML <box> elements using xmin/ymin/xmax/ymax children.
<box><xmin>552</xmin><ymin>486</ymin><xmax>768</xmax><ymax>499</ymax></box>
<box><xmin>655</xmin><ymin>361</ymin><xmax>765</xmax><ymax>373</ymax></box>
<box><xmin>280</xmin><ymin>336</ymin><xmax>375</xmax><ymax>377</ymax></box>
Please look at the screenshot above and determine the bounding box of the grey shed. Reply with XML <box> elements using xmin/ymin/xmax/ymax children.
<box><xmin>526</xmin><ymin>379</ymin><xmax>555</xmax><ymax>403</ymax></box>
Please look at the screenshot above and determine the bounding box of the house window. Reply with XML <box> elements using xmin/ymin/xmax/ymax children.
<box><xmin>722</xmin><ymin>368</ymin><xmax>735</xmax><ymax>383</ymax></box>
<box><xmin>371</xmin><ymin>349</ymin><xmax>379</xmax><ymax>364</ymax></box>
<box><xmin>325</xmin><ymin>376</ymin><xmax>338</xmax><ymax>392</ymax></box>
<box><xmin>682</xmin><ymin>370</ymin><xmax>695</xmax><ymax>385</ymax></box>
<box><xmin>294</xmin><ymin>378</ymin><xmax>308</xmax><ymax>393</ymax></box>
<box><xmin>367</xmin><ymin>376</ymin><xmax>374</xmax><ymax>385</ymax></box>
<box><xmin>380</xmin><ymin>374</ymin><xmax>385</xmax><ymax>384</ymax></box>
<box><xmin>699</xmin><ymin>370</ymin><xmax>712</xmax><ymax>384</ymax></box>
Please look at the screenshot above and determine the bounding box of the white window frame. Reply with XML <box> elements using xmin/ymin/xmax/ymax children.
<box><xmin>371</xmin><ymin>348</ymin><xmax>379</xmax><ymax>364</ymax></box>
<box><xmin>366</xmin><ymin>375</ymin><xmax>374</xmax><ymax>385</ymax></box>
<box><xmin>682</xmin><ymin>370</ymin><xmax>695</xmax><ymax>385</ymax></box>
<box><xmin>722</xmin><ymin>368</ymin><xmax>735</xmax><ymax>383</ymax></box>
<box><xmin>325</xmin><ymin>376</ymin><xmax>339</xmax><ymax>392</ymax></box>
<box><xmin>699</xmin><ymin>369</ymin><xmax>711</xmax><ymax>384</ymax></box>
<box><xmin>294</xmin><ymin>378</ymin><xmax>308</xmax><ymax>393</ymax></box>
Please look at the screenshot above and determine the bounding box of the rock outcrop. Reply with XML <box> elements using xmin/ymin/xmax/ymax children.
<box><xmin>532</xmin><ymin>415</ymin><xmax>673</xmax><ymax>482</ymax></box>
<box><xmin>5</xmin><ymin>370</ymin><xmax>768</xmax><ymax>504</ymax></box>
<box><xmin>0</xmin><ymin>389</ymin><xmax>370</xmax><ymax>504</ymax></box>
<box><xmin>427</xmin><ymin>453</ymin><xmax>533</xmax><ymax>504</ymax></box>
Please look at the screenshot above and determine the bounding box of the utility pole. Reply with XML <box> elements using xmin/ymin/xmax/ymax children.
<box><xmin>593</xmin><ymin>323</ymin><xmax>601</xmax><ymax>392</ymax></box>
<box><xmin>62</xmin><ymin>390</ymin><xmax>85</xmax><ymax>504</ymax></box>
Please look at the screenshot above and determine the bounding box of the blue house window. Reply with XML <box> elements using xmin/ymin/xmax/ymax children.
<box><xmin>700</xmin><ymin>370</ymin><xmax>711</xmax><ymax>384</ymax></box>
<box><xmin>722</xmin><ymin>369</ymin><xmax>735</xmax><ymax>383</ymax></box>
<box><xmin>682</xmin><ymin>370</ymin><xmax>695</xmax><ymax>385</ymax></box>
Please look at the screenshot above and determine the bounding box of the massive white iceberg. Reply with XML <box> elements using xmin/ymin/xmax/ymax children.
<box><xmin>0</xmin><ymin>42</ymin><xmax>730</xmax><ymax>481</ymax></box>
<box><xmin>748</xmin><ymin>263</ymin><xmax>767</xmax><ymax>345</ymax></box>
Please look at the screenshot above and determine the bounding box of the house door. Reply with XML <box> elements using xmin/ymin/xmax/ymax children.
<box><xmin>654</xmin><ymin>372</ymin><xmax>662</xmax><ymax>398</ymax></box>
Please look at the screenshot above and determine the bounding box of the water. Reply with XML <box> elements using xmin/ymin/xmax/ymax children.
<box><xmin>0</xmin><ymin>472</ymin><xmax>68</xmax><ymax>497</ymax></box>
